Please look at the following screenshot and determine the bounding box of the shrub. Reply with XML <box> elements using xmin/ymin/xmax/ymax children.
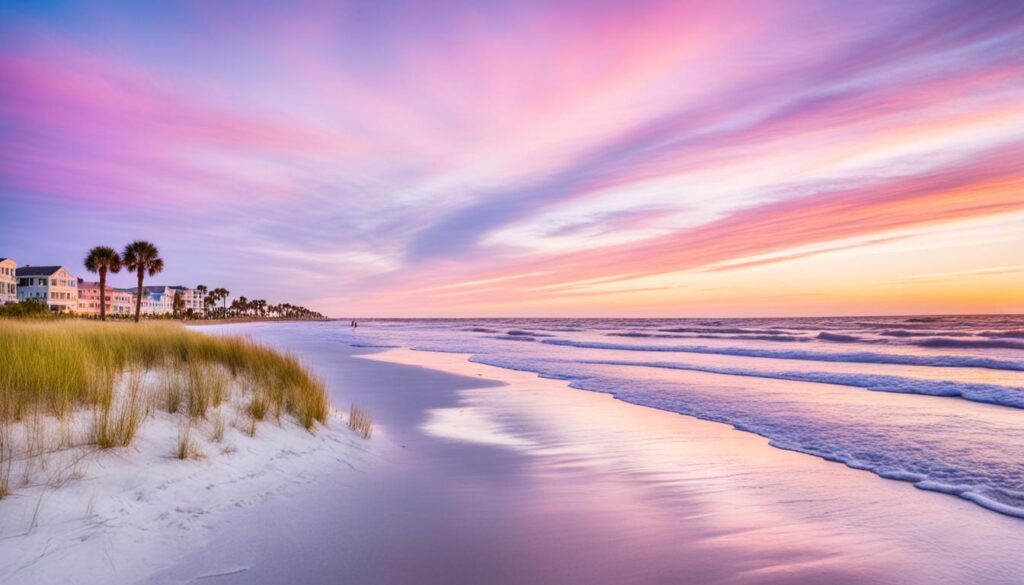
<box><xmin>0</xmin><ymin>298</ymin><xmax>52</xmax><ymax>319</ymax></box>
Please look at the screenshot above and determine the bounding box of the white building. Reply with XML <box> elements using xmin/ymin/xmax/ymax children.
<box><xmin>16</xmin><ymin>265</ymin><xmax>79</xmax><ymax>313</ymax></box>
<box><xmin>139</xmin><ymin>286</ymin><xmax>172</xmax><ymax>315</ymax></box>
<box><xmin>0</xmin><ymin>257</ymin><xmax>16</xmax><ymax>304</ymax></box>
<box><xmin>77</xmin><ymin>280</ymin><xmax>135</xmax><ymax>317</ymax></box>
<box><xmin>140</xmin><ymin>285</ymin><xmax>201</xmax><ymax>316</ymax></box>
<box><xmin>170</xmin><ymin>286</ymin><xmax>204</xmax><ymax>314</ymax></box>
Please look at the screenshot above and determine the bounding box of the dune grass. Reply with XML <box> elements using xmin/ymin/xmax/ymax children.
<box><xmin>0</xmin><ymin>422</ymin><xmax>10</xmax><ymax>499</ymax></box>
<box><xmin>348</xmin><ymin>403</ymin><xmax>374</xmax><ymax>439</ymax></box>
<box><xmin>92</xmin><ymin>370</ymin><xmax>145</xmax><ymax>449</ymax></box>
<box><xmin>210</xmin><ymin>411</ymin><xmax>226</xmax><ymax>443</ymax></box>
<box><xmin>0</xmin><ymin>320</ymin><xmax>340</xmax><ymax>499</ymax></box>
<box><xmin>175</xmin><ymin>422</ymin><xmax>199</xmax><ymax>460</ymax></box>
<box><xmin>0</xmin><ymin>320</ymin><xmax>329</xmax><ymax>430</ymax></box>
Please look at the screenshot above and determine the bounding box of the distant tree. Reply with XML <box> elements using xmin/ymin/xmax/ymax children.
<box><xmin>122</xmin><ymin>241</ymin><xmax>164</xmax><ymax>323</ymax></box>
<box><xmin>205</xmin><ymin>288</ymin><xmax>219</xmax><ymax>318</ymax></box>
<box><xmin>84</xmin><ymin>246</ymin><xmax>122</xmax><ymax>321</ymax></box>
<box><xmin>172</xmin><ymin>290</ymin><xmax>185</xmax><ymax>318</ymax></box>
<box><xmin>210</xmin><ymin>287</ymin><xmax>229</xmax><ymax>318</ymax></box>
<box><xmin>195</xmin><ymin>284</ymin><xmax>208</xmax><ymax>317</ymax></box>
<box><xmin>224</xmin><ymin>289</ymin><xmax>231</xmax><ymax>317</ymax></box>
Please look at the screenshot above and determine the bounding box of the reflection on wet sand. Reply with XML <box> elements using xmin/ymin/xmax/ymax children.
<box><xmin>152</xmin><ymin>330</ymin><xmax>1024</xmax><ymax>585</ymax></box>
<box><xmin>365</xmin><ymin>348</ymin><xmax>1024</xmax><ymax>585</ymax></box>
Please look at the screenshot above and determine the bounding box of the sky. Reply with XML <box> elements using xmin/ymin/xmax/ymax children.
<box><xmin>1</xmin><ymin>0</ymin><xmax>1022</xmax><ymax>317</ymax></box>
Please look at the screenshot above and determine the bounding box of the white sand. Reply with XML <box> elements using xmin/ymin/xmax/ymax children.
<box><xmin>0</xmin><ymin>377</ymin><xmax>367</xmax><ymax>585</ymax></box>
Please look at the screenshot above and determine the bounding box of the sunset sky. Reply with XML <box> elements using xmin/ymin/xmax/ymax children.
<box><xmin>1</xmin><ymin>0</ymin><xmax>1022</xmax><ymax>317</ymax></box>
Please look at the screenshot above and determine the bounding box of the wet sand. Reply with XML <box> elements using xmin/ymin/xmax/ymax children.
<box><xmin>149</xmin><ymin>332</ymin><xmax>1024</xmax><ymax>585</ymax></box>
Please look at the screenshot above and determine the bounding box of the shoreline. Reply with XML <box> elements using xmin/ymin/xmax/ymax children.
<box><xmin>356</xmin><ymin>348</ymin><xmax>1024</xmax><ymax>583</ymax></box>
<box><xmin>143</xmin><ymin>325</ymin><xmax>1024</xmax><ymax>585</ymax></box>
<box><xmin>169</xmin><ymin>318</ymin><xmax>326</xmax><ymax>326</ymax></box>
<box><xmin>6</xmin><ymin>322</ymin><xmax>1021</xmax><ymax>584</ymax></box>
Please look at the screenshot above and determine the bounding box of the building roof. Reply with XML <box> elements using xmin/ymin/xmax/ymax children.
<box><xmin>0</xmin><ymin>257</ymin><xmax>15</xmax><ymax>263</ymax></box>
<box><xmin>80</xmin><ymin>281</ymin><xmax>135</xmax><ymax>292</ymax></box>
<box><xmin>16</xmin><ymin>265</ymin><xmax>64</xmax><ymax>277</ymax></box>
<box><xmin>142</xmin><ymin>285</ymin><xmax>194</xmax><ymax>294</ymax></box>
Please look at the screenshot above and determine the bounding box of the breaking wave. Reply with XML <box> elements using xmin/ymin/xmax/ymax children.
<box><xmin>541</xmin><ymin>338</ymin><xmax>1024</xmax><ymax>371</ymax></box>
<box><xmin>583</xmin><ymin>359</ymin><xmax>1024</xmax><ymax>409</ymax></box>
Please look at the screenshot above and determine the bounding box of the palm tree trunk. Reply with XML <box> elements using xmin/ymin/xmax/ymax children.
<box><xmin>135</xmin><ymin>269</ymin><xmax>144</xmax><ymax>323</ymax></box>
<box><xmin>99</xmin><ymin>267</ymin><xmax>107</xmax><ymax>321</ymax></box>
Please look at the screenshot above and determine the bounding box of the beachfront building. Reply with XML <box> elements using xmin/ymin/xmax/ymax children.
<box><xmin>139</xmin><ymin>286</ymin><xmax>173</xmax><ymax>315</ymax></box>
<box><xmin>170</xmin><ymin>286</ymin><xmax>204</xmax><ymax>314</ymax></box>
<box><xmin>77</xmin><ymin>280</ymin><xmax>136</xmax><ymax>317</ymax></box>
<box><xmin>16</xmin><ymin>265</ymin><xmax>80</xmax><ymax>313</ymax></box>
<box><xmin>0</xmin><ymin>257</ymin><xmax>17</xmax><ymax>304</ymax></box>
<box><xmin>139</xmin><ymin>285</ymin><xmax>201</xmax><ymax>316</ymax></box>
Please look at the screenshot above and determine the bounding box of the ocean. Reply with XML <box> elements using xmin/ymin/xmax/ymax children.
<box><xmin>278</xmin><ymin>315</ymin><xmax>1024</xmax><ymax>519</ymax></box>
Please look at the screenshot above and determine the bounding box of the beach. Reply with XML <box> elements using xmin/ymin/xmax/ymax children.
<box><xmin>0</xmin><ymin>406</ymin><xmax>362</xmax><ymax>584</ymax></box>
<box><xmin>4</xmin><ymin>1</ymin><xmax>1024</xmax><ymax>582</ymax></box>
<box><xmin>142</xmin><ymin>320</ymin><xmax>1023</xmax><ymax>584</ymax></box>
<box><xmin>0</xmin><ymin>322</ymin><xmax>359</xmax><ymax>584</ymax></box>
<box><xmin>4</xmin><ymin>2</ymin><xmax>1023</xmax><ymax>581</ymax></box>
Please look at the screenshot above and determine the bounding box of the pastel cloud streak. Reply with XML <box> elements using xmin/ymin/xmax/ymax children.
<box><xmin>1</xmin><ymin>0</ymin><xmax>1022</xmax><ymax>316</ymax></box>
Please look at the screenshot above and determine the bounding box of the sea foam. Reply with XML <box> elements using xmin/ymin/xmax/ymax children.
<box><xmin>541</xmin><ymin>338</ymin><xmax>1024</xmax><ymax>371</ymax></box>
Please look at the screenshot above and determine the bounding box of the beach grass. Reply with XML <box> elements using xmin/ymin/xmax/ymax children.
<box><xmin>175</xmin><ymin>422</ymin><xmax>198</xmax><ymax>460</ymax></box>
<box><xmin>210</xmin><ymin>410</ymin><xmax>226</xmax><ymax>442</ymax></box>
<box><xmin>0</xmin><ymin>422</ymin><xmax>10</xmax><ymax>499</ymax></box>
<box><xmin>348</xmin><ymin>403</ymin><xmax>374</xmax><ymax>439</ymax></box>
<box><xmin>0</xmin><ymin>320</ymin><xmax>329</xmax><ymax>430</ymax></box>
<box><xmin>92</xmin><ymin>370</ymin><xmax>145</xmax><ymax>449</ymax></box>
<box><xmin>0</xmin><ymin>320</ymin><xmax>336</xmax><ymax>499</ymax></box>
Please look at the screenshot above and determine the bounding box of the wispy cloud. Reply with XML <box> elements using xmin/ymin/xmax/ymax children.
<box><xmin>893</xmin><ymin>265</ymin><xmax>1024</xmax><ymax>283</ymax></box>
<box><xmin>1</xmin><ymin>0</ymin><xmax>1022</xmax><ymax>315</ymax></box>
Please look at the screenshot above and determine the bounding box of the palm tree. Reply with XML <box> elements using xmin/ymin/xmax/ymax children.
<box><xmin>83</xmin><ymin>246</ymin><xmax>122</xmax><ymax>321</ymax></box>
<box><xmin>195</xmin><ymin>284</ymin><xmax>208</xmax><ymax>317</ymax></box>
<box><xmin>172</xmin><ymin>290</ymin><xmax>185</xmax><ymax>318</ymax></box>
<box><xmin>205</xmin><ymin>288</ymin><xmax>220</xmax><ymax>318</ymax></box>
<box><xmin>210</xmin><ymin>287</ymin><xmax>229</xmax><ymax>318</ymax></box>
<box><xmin>122</xmin><ymin>241</ymin><xmax>164</xmax><ymax>323</ymax></box>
